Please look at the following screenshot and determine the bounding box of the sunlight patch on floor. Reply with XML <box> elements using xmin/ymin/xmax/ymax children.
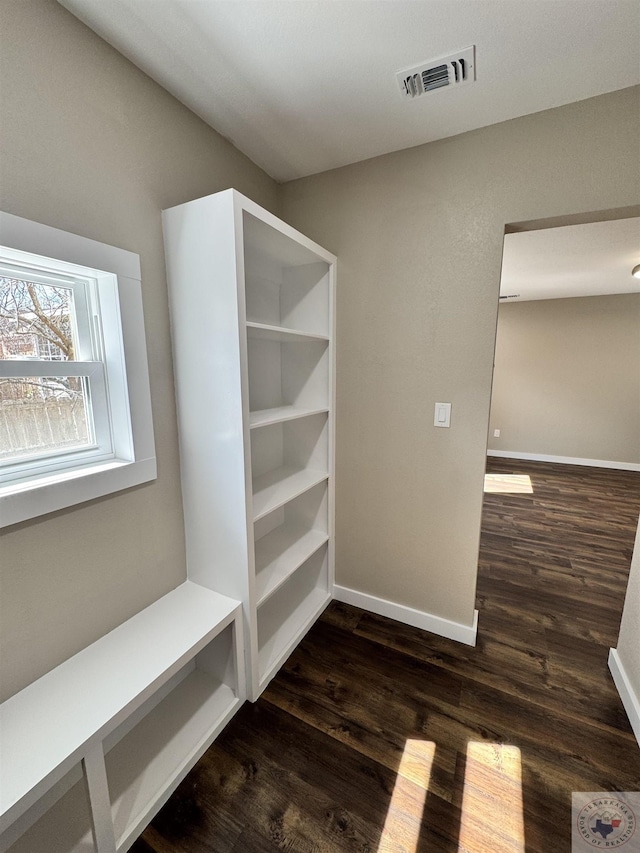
<box><xmin>484</xmin><ymin>474</ymin><xmax>533</xmax><ymax>494</ymax></box>
<box><xmin>378</xmin><ymin>740</ymin><xmax>436</xmax><ymax>853</ymax></box>
<box><xmin>458</xmin><ymin>742</ymin><xmax>525</xmax><ymax>853</ymax></box>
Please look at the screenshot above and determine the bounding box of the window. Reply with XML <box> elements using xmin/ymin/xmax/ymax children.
<box><xmin>0</xmin><ymin>212</ymin><xmax>156</xmax><ymax>527</ymax></box>
<box><xmin>1</xmin><ymin>267</ymin><xmax>113</xmax><ymax>477</ymax></box>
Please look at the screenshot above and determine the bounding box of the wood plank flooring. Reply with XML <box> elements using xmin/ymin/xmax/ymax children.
<box><xmin>132</xmin><ymin>459</ymin><xmax>640</xmax><ymax>852</ymax></box>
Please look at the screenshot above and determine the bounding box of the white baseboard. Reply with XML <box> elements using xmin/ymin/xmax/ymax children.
<box><xmin>487</xmin><ymin>450</ymin><xmax>640</xmax><ymax>472</ymax></box>
<box><xmin>608</xmin><ymin>648</ymin><xmax>640</xmax><ymax>747</ymax></box>
<box><xmin>333</xmin><ymin>585</ymin><xmax>478</xmax><ymax>646</ymax></box>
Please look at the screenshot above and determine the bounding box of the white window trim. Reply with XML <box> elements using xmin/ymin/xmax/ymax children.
<box><xmin>0</xmin><ymin>212</ymin><xmax>156</xmax><ymax>527</ymax></box>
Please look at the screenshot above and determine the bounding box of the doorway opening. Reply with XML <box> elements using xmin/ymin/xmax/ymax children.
<box><xmin>476</xmin><ymin>207</ymin><xmax>640</xmax><ymax>738</ymax></box>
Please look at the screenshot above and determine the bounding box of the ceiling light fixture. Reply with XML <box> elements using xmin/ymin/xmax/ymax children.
<box><xmin>633</xmin><ymin>264</ymin><xmax>640</xmax><ymax>279</ymax></box>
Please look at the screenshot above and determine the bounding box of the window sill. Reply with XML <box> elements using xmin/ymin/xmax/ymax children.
<box><xmin>1</xmin><ymin>456</ymin><xmax>157</xmax><ymax>528</ymax></box>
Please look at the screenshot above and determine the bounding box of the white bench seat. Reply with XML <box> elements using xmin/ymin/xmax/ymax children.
<box><xmin>0</xmin><ymin>581</ymin><xmax>244</xmax><ymax>853</ymax></box>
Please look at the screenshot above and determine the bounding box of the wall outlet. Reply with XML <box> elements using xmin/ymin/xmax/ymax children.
<box><xmin>493</xmin><ymin>428</ymin><xmax>501</xmax><ymax>438</ymax></box>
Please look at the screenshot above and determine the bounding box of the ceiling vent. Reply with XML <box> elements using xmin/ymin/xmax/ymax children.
<box><xmin>396</xmin><ymin>46</ymin><xmax>475</xmax><ymax>99</ymax></box>
<box><xmin>499</xmin><ymin>294</ymin><xmax>521</xmax><ymax>300</ymax></box>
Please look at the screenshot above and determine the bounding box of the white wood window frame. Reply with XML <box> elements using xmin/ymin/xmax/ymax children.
<box><xmin>0</xmin><ymin>212</ymin><xmax>156</xmax><ymax>527</ymax></box>
<box><xmin>0</xmin><ymin>262</ymin><xmax>114</xmax><ymax>481</ymax></box>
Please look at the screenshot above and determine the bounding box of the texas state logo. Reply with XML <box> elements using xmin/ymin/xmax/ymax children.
<box><xmin>573</xmin><ymin>793</ymin><xmax>638</xmax><ymax>850</ymax></box>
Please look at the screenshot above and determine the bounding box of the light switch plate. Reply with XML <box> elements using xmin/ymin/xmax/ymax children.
<box><xmin>434</xmin><ymin>402</ymin><xmax>451</xmax><ymax>428</ymax></box>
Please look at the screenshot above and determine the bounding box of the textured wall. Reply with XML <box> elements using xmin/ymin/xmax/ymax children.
<box><xmin>488</xmin><ymin>294</ymin><xmax>640</xmax><ymax>464</ymax></box>
<box><xmin>0</xmin><ymin>0</ymin><xmax>278</xmax><ymax>701</ymax></box>
<box><xmin>281</xmin><ymin>87</ymin><xmax>640</xmax><ymax>627</ymax></box>
<box><xmin>2</xmin><ymin>0</ymin><xmax>639</xmax><ymax>702</ymax></box>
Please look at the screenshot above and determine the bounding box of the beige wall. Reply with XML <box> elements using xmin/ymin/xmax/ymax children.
<box><xmin>1</xmin><ymin>0</ymin><xmax>639</xmax><ymax>703</ymax></box>
<box><xmin>616</xmin><ymin>517</ymin><xmax>640</xmax><ymax>714</ymax></box>
<box><xmin>488</xmin><ymin>294</ymin><xmax>640</xmax><ymax>464</ymax></box>
<box><xmin>282</xmin><ymin>87</ymin><xmax>640</xmax><ymax>627</ymax></box>
<box><xmin>0</xmin><ymin>0</ymin><xmax>279</xmax><ymax>701</ymax></box>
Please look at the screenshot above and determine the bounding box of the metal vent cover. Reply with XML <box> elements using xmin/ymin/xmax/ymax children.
<box><xmin>396</xmin><ymin>46</ymin><xmax>475</xmax><ymax>99</ymax></box>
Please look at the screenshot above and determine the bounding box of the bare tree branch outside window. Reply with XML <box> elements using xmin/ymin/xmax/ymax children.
<box><xmin>0</xmin><ymin>279</ymin><xmax>89</xmax><ymax>459</ymax></box>
<box><xmin>0</xmin><ymin>277</ymin><xmax>74</xmax><ymax>360</ymax></box>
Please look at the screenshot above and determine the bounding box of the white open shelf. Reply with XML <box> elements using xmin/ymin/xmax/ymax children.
<box><xmin>249</xmin><ymin>405</ymin><xmax>329</xmax><ymax>430</ymax></box>
<box><xmin>107</xmin><ymin>668</ymin><xmax>236</xmax><ymax>849</ymax></box>
<box><xmin>254</xmin><ymin>481</ymin><xmax>329</xmax><ymax>606</ymax></box>
<box><xmin>1</xmin><ymin>582</ymin><xmax>244</xmax><ymax>853</ymax></box>
<box><xmin>7</xmin><ymin>668</ymin><xmax>238</xmax><ymax>853</ymax></box>
<box><xmin>257</xmin><ymin>544</ymin><xmax>330</xmax><ymax>690</ymax></box>
<box><xmin>247</xmin><ymin>335</ymin><xmax>329</xmax><ymax>417</ymax></box>
<box><xmin>255</xmin><ymin>527</ymin><xmax>329</xmax><ymax>606</ymax></box>
<box><xmin>246</xmin><ymin>321</ymin><xmax>328</xmax><ymax>343</ymax></box>
<box><xmin>243</xmin><ymin>210</ymin><xmax>331</xmax><ymax>338</ymax></box>
<box><xmin>252</xmin><ymin>467</ymin><xmax>328</xmax><ymax>521</ymax></box>
<box><xmin>251</xmin><ymin>412</ymin><xmax>329</xmax><ymax>521</ymax></box>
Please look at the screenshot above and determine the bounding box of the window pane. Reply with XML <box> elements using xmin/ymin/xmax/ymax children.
<box><xmin>0</xmin><ymin>278</ymin><xmax>77</xmax><ymax>361</ymax></box>
<box><xmin>0</xmin><ymin>376</ymin><xmax>94</xmax><ymax>462</ymax></box>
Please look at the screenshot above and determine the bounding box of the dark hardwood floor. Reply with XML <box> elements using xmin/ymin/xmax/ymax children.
<box><xmin>132</xmin><ymin>459</ymin><xmax>640</xmax><ymax>852</ymax></box>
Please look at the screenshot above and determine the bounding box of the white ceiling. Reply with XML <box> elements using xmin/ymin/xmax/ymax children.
<box><xmin>500</xmin><ymin>218</ymin><xmax>640</xmax><ymax>302</ymax></box>
<box><xmin>58</xmin><ymin>0</ymin><xmax>640</xmax><ymax>182</ymax></box>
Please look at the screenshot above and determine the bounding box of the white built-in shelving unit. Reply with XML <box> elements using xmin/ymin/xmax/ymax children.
<box><xmin>0</xmin><ymin>190</ymin><xmax>335</xmax><ymax>852</ymax></box>
<box><xmin>162</xmin><ymin>189</ymin><xmax>336</xmax><ymax>699</ymax></box>
<box><xmin>1</xmin><ymin>582</ymin><xmax>244</xmax><ymax>853</ymax></box>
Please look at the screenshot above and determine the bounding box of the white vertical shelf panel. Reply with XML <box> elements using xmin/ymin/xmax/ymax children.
<box><xmin>163</xmin><ymin>189</ymin><xmax>259</xmax><ymax>702</ymax></box>
<box><xmin>162</xmin><ymin>192</ymin><xmax>252</xmax><ymax>607</ymax></box>
<box><xmin>82</xmin><ymin>746</ymin><xmax>116</xmax><ymax>853</ymax></box>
